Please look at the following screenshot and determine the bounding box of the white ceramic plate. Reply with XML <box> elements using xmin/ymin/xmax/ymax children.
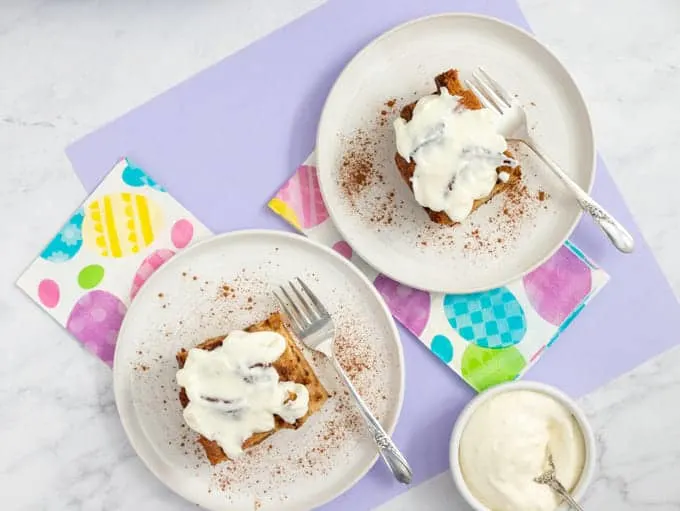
<box><xmin>113</xmin><ymin>230</ymin><xmax>404</xmax><ymax>511</ymax></box>
<box><xmin>316</xmin><ymin>14</ymin><xmax>595</xmax><ymax>294</ymax></box>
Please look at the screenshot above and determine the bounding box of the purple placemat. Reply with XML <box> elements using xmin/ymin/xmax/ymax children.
<box><xmin>65</xmin><ymin>0</ymin><xmax>680</xmax><ymax>509</ymax></box>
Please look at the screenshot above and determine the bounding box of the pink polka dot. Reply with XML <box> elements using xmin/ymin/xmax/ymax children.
<box><xmin>332</xmin><ymin>241</ymin><xmax>353</xmax><ymax>259</ymax></box>
<box><xmin>78</xmin><ymin>293</ymin><xmax>92</xmax><ymax>307</ymax></box>
<box><xmin>117</xmin><ymin>301</ymin><xmax>127</xmax><ymax>315</ymax></box>
<box><xmin>277</xmin><ymin>165</ymin><xmax>329</xmax><ymax>228</ymax></box>
<box><xmin>90</xmin><ymin>307</ymin><xmax>107</xmax><ymax>322</ymax></box>
<box><xmin>137</xmin><ymin>262</ymin><xmax>155</xmax><ymax>280</ymax></box>
<box><xmin>105</xmin><ymin>329</ymin><xmax>119</xmax><ymax>345</ymax></box>
<box><xmin>38</xmin><ymin>279</ymin><xmax>60</xmax><ymax>308</ymax></box>
<box><xmin>130</xmin><ymin>249</ymin><xmax>175</xmax><ymax>300</ymax></box>
<box><xmin>66</xmin><ymin>290</ymin><xmax>126</xmax><ymax>365</ymax></box>
<box><xmin>68</xmin><ymin>317</ymin><xmax>84</xmax><ymax>334</ymax></box>
<box><xmin>523</xmin><ymin>245</ymin><xmax>592</xmax><ymax>325</ymax></box>
<box><xmin>171</xmin><ymin>219</ymin><xmax>194</xmax><ymax>249</ymax></box>
<box><xmin>374</xmin><ymin>274</ymin><xmax>431</xmax><ymax>336</ymax></box>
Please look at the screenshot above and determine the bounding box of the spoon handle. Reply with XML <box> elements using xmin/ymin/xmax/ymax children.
<box><xmin>548</xmin><ymin>480</ymin><xmax>585</xmax><ymax>511</ymax></box>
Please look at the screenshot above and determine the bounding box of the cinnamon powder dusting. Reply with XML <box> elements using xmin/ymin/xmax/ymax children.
<box><xmin>459</xmin><ymin>178</ymin><xmax>538</xmax><ymax>255</ymax></box>
<box><xmin>335</xmin><ymin>335</ymin><xmax>371</xmax><ymax>380</ymax></box>
<box><xmin>337</xmin><ymin>99</ymin><xmax>407</xmax><ymax>228</ymax></box>
<box><xmin>338</xmin><ymin>129</ymin><xmax>382</xmax><ymax>203</ymax></box>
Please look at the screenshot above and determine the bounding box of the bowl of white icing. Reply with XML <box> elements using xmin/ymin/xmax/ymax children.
<box><xmin>450</xmin><ymin>381</ymin><xmax>596</xmax><ymax>511</ymax></box>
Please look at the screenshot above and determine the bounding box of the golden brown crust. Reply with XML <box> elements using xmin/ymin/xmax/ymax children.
<box><xmin>394</xmin><ymin>69</ymin><xmax>522</xmax><ymax>226</ymax></box>
<box><xmin>176</xmin><ymin>312</ymin><xmax>329</xmax><ymax>465</ymax></box>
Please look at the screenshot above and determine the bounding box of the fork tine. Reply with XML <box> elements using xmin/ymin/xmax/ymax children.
<box><xmin>476</xmin><ymin>67</ymin><xmax>513</xmax><ymax>108</ymax></box>
<box><xmin>289</xmin><ymin>280</ymin><xmax>320</xmax><ymax>320</ymax></box>
<box><xmin>280</xmin><ymin>286</ymin><xmax>311</xmax><ymax>326</ymax></box>
<box><xmin>470</xmin><ymin>74</ymin><xmax>507</xmax><ymax>114</ymax></box>
<box><xmin>464</xmin><ymin>79</ymin><xmax>502</xmax><ymax>114</ymax></box>
<box><xmin>273</xmin><ymin>290</ymin><xmax>303</xmax><ymax>332</ymax></box>
<box><xmin>295</xmin><ymin>278</ymin><xmax>330</xmax><ymax>317</ymax></box>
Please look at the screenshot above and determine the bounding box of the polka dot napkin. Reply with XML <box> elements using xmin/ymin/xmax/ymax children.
<box><xmin>17</xmin><ymin>158</ymin><xmax>211</xmax><ymax>365</ymax></box>
<box><xmin>269</xmin><ymin>153</ymin><xmax>610</xmax><ymax>391</ymax></box>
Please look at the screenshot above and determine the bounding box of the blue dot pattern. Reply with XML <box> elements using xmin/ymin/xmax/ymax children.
<box><xmin>430</xmin><ymin>334</ymin><xmax>454</xmax><ymax>363</ymax></box>
<box><xmin>443</xmin><ymin>288</ymin><xmax>527</xmax><ymax>349</ymax></box>
<box><xmin>122</xmin><ymin>160</ymin><xmax>166</xmax><ymax>192</ymax></box>
<box><xmin>40</xmin><ymin>208</ymin><xmax>84</xmax><ymax>263</ymax></box>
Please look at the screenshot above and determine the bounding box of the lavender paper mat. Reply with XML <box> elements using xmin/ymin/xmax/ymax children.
<box><xmin>66</xmin><ymin>0</ymin><xmax>680</xmax><ymax>509</ymax></box>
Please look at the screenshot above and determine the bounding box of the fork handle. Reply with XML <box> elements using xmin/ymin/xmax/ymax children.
<box><xmin>517</xmin><ymin>138</ymin><xmax>635</xmax><ymax>254</ymax></box>
<box><xmin>330</xmin><ymin>357</ymin><xmax>413</xmax><ymax>484</ymax></box>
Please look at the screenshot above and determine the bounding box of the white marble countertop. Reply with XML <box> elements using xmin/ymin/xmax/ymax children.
<box><xmin>2</xmin><ymin>0</ymin><xmax>679</xmax><ymax>509</ymax></box>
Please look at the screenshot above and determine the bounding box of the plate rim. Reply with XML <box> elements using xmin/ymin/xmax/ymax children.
<box><xmin>316</xmin><ymin>12</ymin><xmax>596</xmax><ymax>294</ymax></box>
<box><xmin>112</xmin><ymin>229</ymin><xmax>406</xmax><ymax>511</ymax></box>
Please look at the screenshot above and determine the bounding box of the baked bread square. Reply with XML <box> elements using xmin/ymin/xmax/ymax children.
<box><xmin>394</xmin><ymin>69</ymin><xmax>521</xmax><ymax>226</ymax></box>
<box><xmin>176</xmin><ymin>312</ymin><xmax>329</xmax><ymax>465</ymax></box>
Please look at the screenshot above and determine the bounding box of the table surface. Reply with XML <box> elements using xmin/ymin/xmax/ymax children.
<box><xmin>2</xmin><ymin>0</ymin><xmax>679</xmax><ymax>509</ymax></box>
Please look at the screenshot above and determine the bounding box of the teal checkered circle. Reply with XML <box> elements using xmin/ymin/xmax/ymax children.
<box><xmin>443</xmin><ymin>287</ymin><xmax>527</xmax><ymax>349</ymax></box>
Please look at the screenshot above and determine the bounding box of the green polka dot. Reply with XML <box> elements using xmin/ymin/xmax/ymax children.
<box><xmin>78</xmin><ymin>264</ymin><xmax>105</xmax><ymax>289</ymax></box>
<box><xmin>461</xmin><ymin>344</ymin><xmax>526</xmax><ymax>392</ymax></box>
<box><xmin>430</xmin><ymin>334</ymin><xmax>453</xmax><ymax>364</ymax></box>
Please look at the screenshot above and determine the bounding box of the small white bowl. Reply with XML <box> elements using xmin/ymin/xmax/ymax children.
<box><xmin>450</xmin><ymin>381</ymin><xmax>596</xmax><ymax>511</ymax></box>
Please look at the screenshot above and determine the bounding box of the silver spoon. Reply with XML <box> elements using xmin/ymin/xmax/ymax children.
<box><xmin>534</xmin><ymin>453</ymin><xmax>585</xmax><ymax>510</ymax></box>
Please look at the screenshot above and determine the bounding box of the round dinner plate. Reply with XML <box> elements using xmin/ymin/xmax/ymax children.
<box><xmin>316</xmin><ymin>13</ymin><xmax>595</xmax><ymax>294</ymax></box>
<box><xmin>113</xmin><ymin>230</ymin><xmax>404</xmax><ymax>511</ymax></box>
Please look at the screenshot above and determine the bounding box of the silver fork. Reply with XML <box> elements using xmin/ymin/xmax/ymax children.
<box><xmin>465</xmin><ymin>67</ymin><xmax>635</xmax><ymax>254</ymax></box>
<box><xmin>274</xmin><ymin>278</ymin><xmax>413</xmax><ymax>485</ymax></box>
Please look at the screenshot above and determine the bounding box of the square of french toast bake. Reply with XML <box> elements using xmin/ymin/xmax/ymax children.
<box><xmin>176</xmin><ymin>312</ymin><xmax>329</xmax><ymax>465</ymax></box>
<box><xmin>394</xmin><ymin>68</ymin><xmax>521</xmax><ymax>226</ymax></box>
